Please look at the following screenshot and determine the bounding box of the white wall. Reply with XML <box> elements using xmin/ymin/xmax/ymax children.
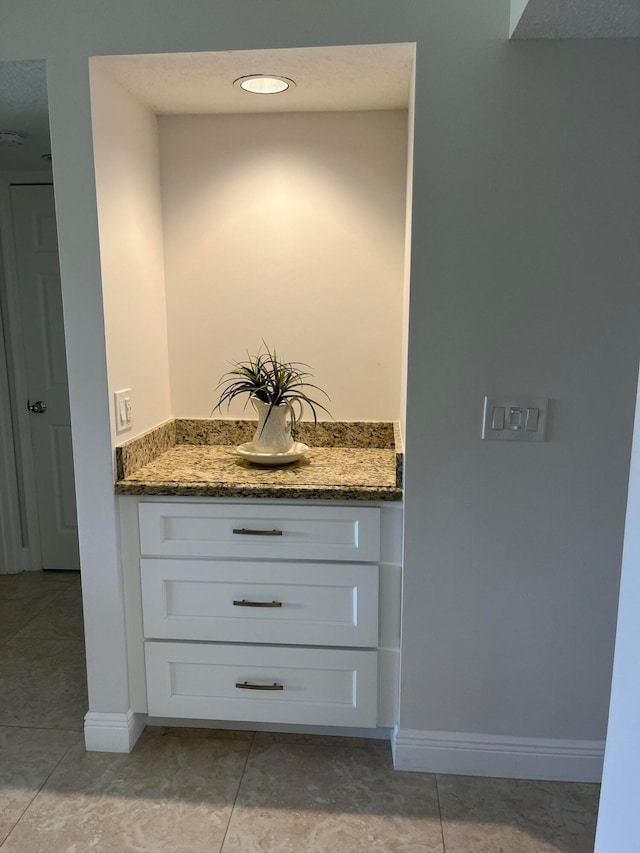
<box><xmin>595</xmin><ymin>366</ymin><xmax>640</xmax><ymax>851</ymax></box>
<box><xmin>46</xmin><ymin>56</ymin><xmax>131</xmax><ymax>716</ymax></box>
<box><xmin>160</xmin><ymin>111</ymin><xmax>408</xmax><ymax>422</ymax></box>
<box><xmin>400</xmin><ymin>39</ymin><xmax>640</xmax><ymax>743</ymax></box>
<box><xmin>90</xmin><ymin>63</ymin><xmax>172</xmax><ymax>448</ymax></box>
<box><xmin>1</xmin><ymin>2</ymin><xmax>639</xmax><ymax>785</ymax></box>
<box><xmin>399</xmin><ymin>62</ymin><xmax>415</xmax><ymax>441</ymax></box>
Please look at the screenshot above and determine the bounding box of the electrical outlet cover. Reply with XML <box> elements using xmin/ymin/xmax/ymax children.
<box><xmin>482</xmin><ymin>396</ymin><xmax>548</xmax><ymax>442</ymax></box>
<box><xmin>114</xmin><ymin>389</ymin><xmax>133</xmax><ymax>434</ymax></box>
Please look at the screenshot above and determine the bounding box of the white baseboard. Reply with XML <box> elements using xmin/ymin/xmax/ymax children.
<box><xmin>392</xmin><ymin>728</ymin><xmax>605</xmax><ymax>782</ymax></box>
<box><xmin>84</xmin><ymin>710</ymin><xmax>147</xmax><ymax>753</ymax></box>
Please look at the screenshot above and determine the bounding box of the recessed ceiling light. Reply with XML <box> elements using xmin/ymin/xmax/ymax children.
<box><xmin>0</xmin><ymin>131</ymin><xmax>26</xmax><ymax>146</ymax></box>
<box><xmin>234</xmin><ymin>75</ymin><xmax>295</xmax><ymax>95</ymax></box>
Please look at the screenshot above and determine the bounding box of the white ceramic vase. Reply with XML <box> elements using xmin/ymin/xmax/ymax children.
<box><xmin>251</xmin><ymin>398</ymin><xmax>294</xmax><ymax>453</ymax></box>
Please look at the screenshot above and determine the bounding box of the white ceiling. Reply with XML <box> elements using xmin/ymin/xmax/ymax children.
<box><xmin>0</xmin><ymin>44</ymin><xmax>413</xmax><ymax>171</ymax></box>
<box><xmin>93</xmin><ymin>43</ymin><xmax>414</xmax><ymax>115</ymax></box>
<box><xmin>0</xmin><ymin>60</ymin><xmax>51</xmax><ymax>171</ymax></box>
<box><xmin>1</xmin><ymin>4</ymin><xmax>639</xmax><ymax>171</ymax></box>
<box><xmin>514</xmin><ymin>0</ymin><xmax>640</xmax><ymax>38</ymax></box>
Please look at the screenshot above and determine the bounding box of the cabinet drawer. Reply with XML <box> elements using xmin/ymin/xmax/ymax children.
<box><xmin>145</xmin><ymin>642</ymin><xmax>378</xmax><ymax>727</ymax></box>
<box><xmin>138</xmin><ymin>502</ymin><xmax>380</xmax><ymax>562</ymax></box>
<box><xmin>141</xmin><ymin>559</ymin><xmax>379</xmax><ymax>647</ymax></box>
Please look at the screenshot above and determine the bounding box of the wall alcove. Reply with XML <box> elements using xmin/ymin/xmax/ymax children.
<box><xmin>89</xmin><ymin>43</ymin><xmax>415</xmax><ymax>445</ymax></box>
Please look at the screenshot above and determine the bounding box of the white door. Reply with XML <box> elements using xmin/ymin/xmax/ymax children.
<box><xmin>10</xmin><ymin>184</ymin><xmax>79</xmax><ymax>570</ymax></box>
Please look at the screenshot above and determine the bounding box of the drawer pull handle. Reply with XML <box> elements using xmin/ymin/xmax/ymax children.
<box><xmin>235</xmin><ymin>681</ymin><xmax>284</xmax><ymax>691</ymax></box>
<box><xmin>232</xmin><ymin>528</ymin><xmax>283</xmax><ymax>536</ymax></box>
<box><xmin>233</xmin><ymin>599</ymin><xmax>283</xmax><ymax>608</ymax></box>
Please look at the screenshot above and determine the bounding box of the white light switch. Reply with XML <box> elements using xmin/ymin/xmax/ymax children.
<box><xmin>526</xmin><ymin>407</ymin><xmax>539</xmax><ymax>431</ymax></box>
<box><xmin>482</xmin><ymin>396</ymin><xmax>548</xmax><ymax>442</ymax></box>
<box><xmin>114</xmin><ymin>389</ymin><xmax>133</xmax><ymax>434</ymax></box>
<box><xmin>491</xmin><ymin>406</ymin><xmax>505</xmax><ymax>430</ymax></box>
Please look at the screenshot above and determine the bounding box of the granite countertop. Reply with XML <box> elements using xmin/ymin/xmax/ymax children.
<box><xmin>114</xmin><ymin>419</ymin><xmax>403</xmax><ymax>502</ymax></box>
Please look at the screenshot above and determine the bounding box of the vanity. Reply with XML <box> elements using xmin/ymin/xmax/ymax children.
<box><xmin>115</xmin><ymin>419</ymin><xmax>403</xmax><ymax>734</ymax></box>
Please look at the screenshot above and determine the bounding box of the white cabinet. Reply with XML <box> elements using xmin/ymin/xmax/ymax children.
<box><xmin>145</xmin><ymin>643</ymin><xmax>378</xmax><ymax>727</ymax></box>
<box><xmin>140</xmin><ymin>559</ymin><xmax>379</xmax><ymax>647</ymax></box>
<box><xmin>138</xmin><ymin>502</ymin><xmax>381</xmax><ymax>562</ymax></box>
<box><xmin>120</xmin><ymin>497</ymin><xmax>402</xmax><ymax>732</ymax></box>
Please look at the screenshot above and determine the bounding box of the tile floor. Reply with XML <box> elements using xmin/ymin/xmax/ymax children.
<box><xmin>0</xmin><ymin>571</ymin><xmax>600</xmax><ymax>852</ymax></box>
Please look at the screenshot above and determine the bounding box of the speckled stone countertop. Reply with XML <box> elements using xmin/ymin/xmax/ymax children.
<box><xmin>115</xmin><ymin>419</ymin><xmax>403</xmax><ymax>502</ymax></box>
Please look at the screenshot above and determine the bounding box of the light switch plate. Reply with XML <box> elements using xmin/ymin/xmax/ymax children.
<box><xmin>482</xmin><ymin>396</ymin><xmax>548</xmax><ymax>442</ymax></box>
<box><xmin>114</xmin><ymin>389</ymin><xmax>133</xmax><ymax>434</ymax></box>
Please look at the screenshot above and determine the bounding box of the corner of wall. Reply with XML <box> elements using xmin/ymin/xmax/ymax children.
<box><xmin>90</xmin><ymin>61</ymin><xmax>172</xmax><ymax>448</ymax></box>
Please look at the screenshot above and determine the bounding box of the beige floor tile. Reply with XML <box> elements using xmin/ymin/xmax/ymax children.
<box><xmin>0</xmin><ymin>587</ymin><xmax>67</xmax><ymax>615</ymax></box>
<box><xmin>38</xmin><ymin>569</ymin><xmax>78</xmax><ymax>580</ymax></box>
<box><xmin>0</xmin><ymin>609</ymin><xmax>31</xmax><ymax>647</ymax></box>
<box><xmin>37</xmin><ymin>571</ymin><xmax>79</xmax><ymax>585</ymax></box>
<box><xmin>437</xmin><ymin>774</ymin><xmax>600</xmax><ymax>853</ymax></box>
<box><xmin>12</xmin><ymin>587</ymin><xmax>85</xmax><ymax>642</ymax></box>
<box><xmin>0</xmin><ymin>576</ymin><xmax>76</xmax><ymax>645</ymax></box>
<box><xmin>222</xmin><ymin>739</ymin><xmax>444</xmax><ymax>852</ymax></box>
<box><xmin>0</xmin><ymin>594</ymin><xmax>67</xmax><ymax>646</ymax></box>
<box><xmin>0</xmin><ymin>572</ymin><xmax>77</xmax><ymax>601</ymax></box>
<box><xmin>0</xmin><ymin>727</ymin><xmax>79</xmax><ymax>845</ymax></box>
<box><xmin>0</xmin><ymin>637</ymin><xmax>87</xmax><ymax>730</ymax></box>
<box><xmin>1</xmin><ymin>730</ymin><xmax>251</xmax><ymax>853</ymax></box>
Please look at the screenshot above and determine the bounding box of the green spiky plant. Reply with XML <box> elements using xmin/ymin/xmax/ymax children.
<box><xmin>213</xmin><ymin>344</ymin><xmax>331</xmax><ymax>438</ymax></box>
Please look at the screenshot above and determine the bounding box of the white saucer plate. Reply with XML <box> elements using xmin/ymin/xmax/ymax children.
<box><xmin>236</xmin><ymin>441</ymin><xmax>309</xmax><ymax>466</ymax></box>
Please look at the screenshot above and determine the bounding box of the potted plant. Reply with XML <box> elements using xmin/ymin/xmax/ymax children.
<box><xmin>213</xmin><ymin>344</ymin><xmax>330</xmax><ymax>454</ymax></box>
